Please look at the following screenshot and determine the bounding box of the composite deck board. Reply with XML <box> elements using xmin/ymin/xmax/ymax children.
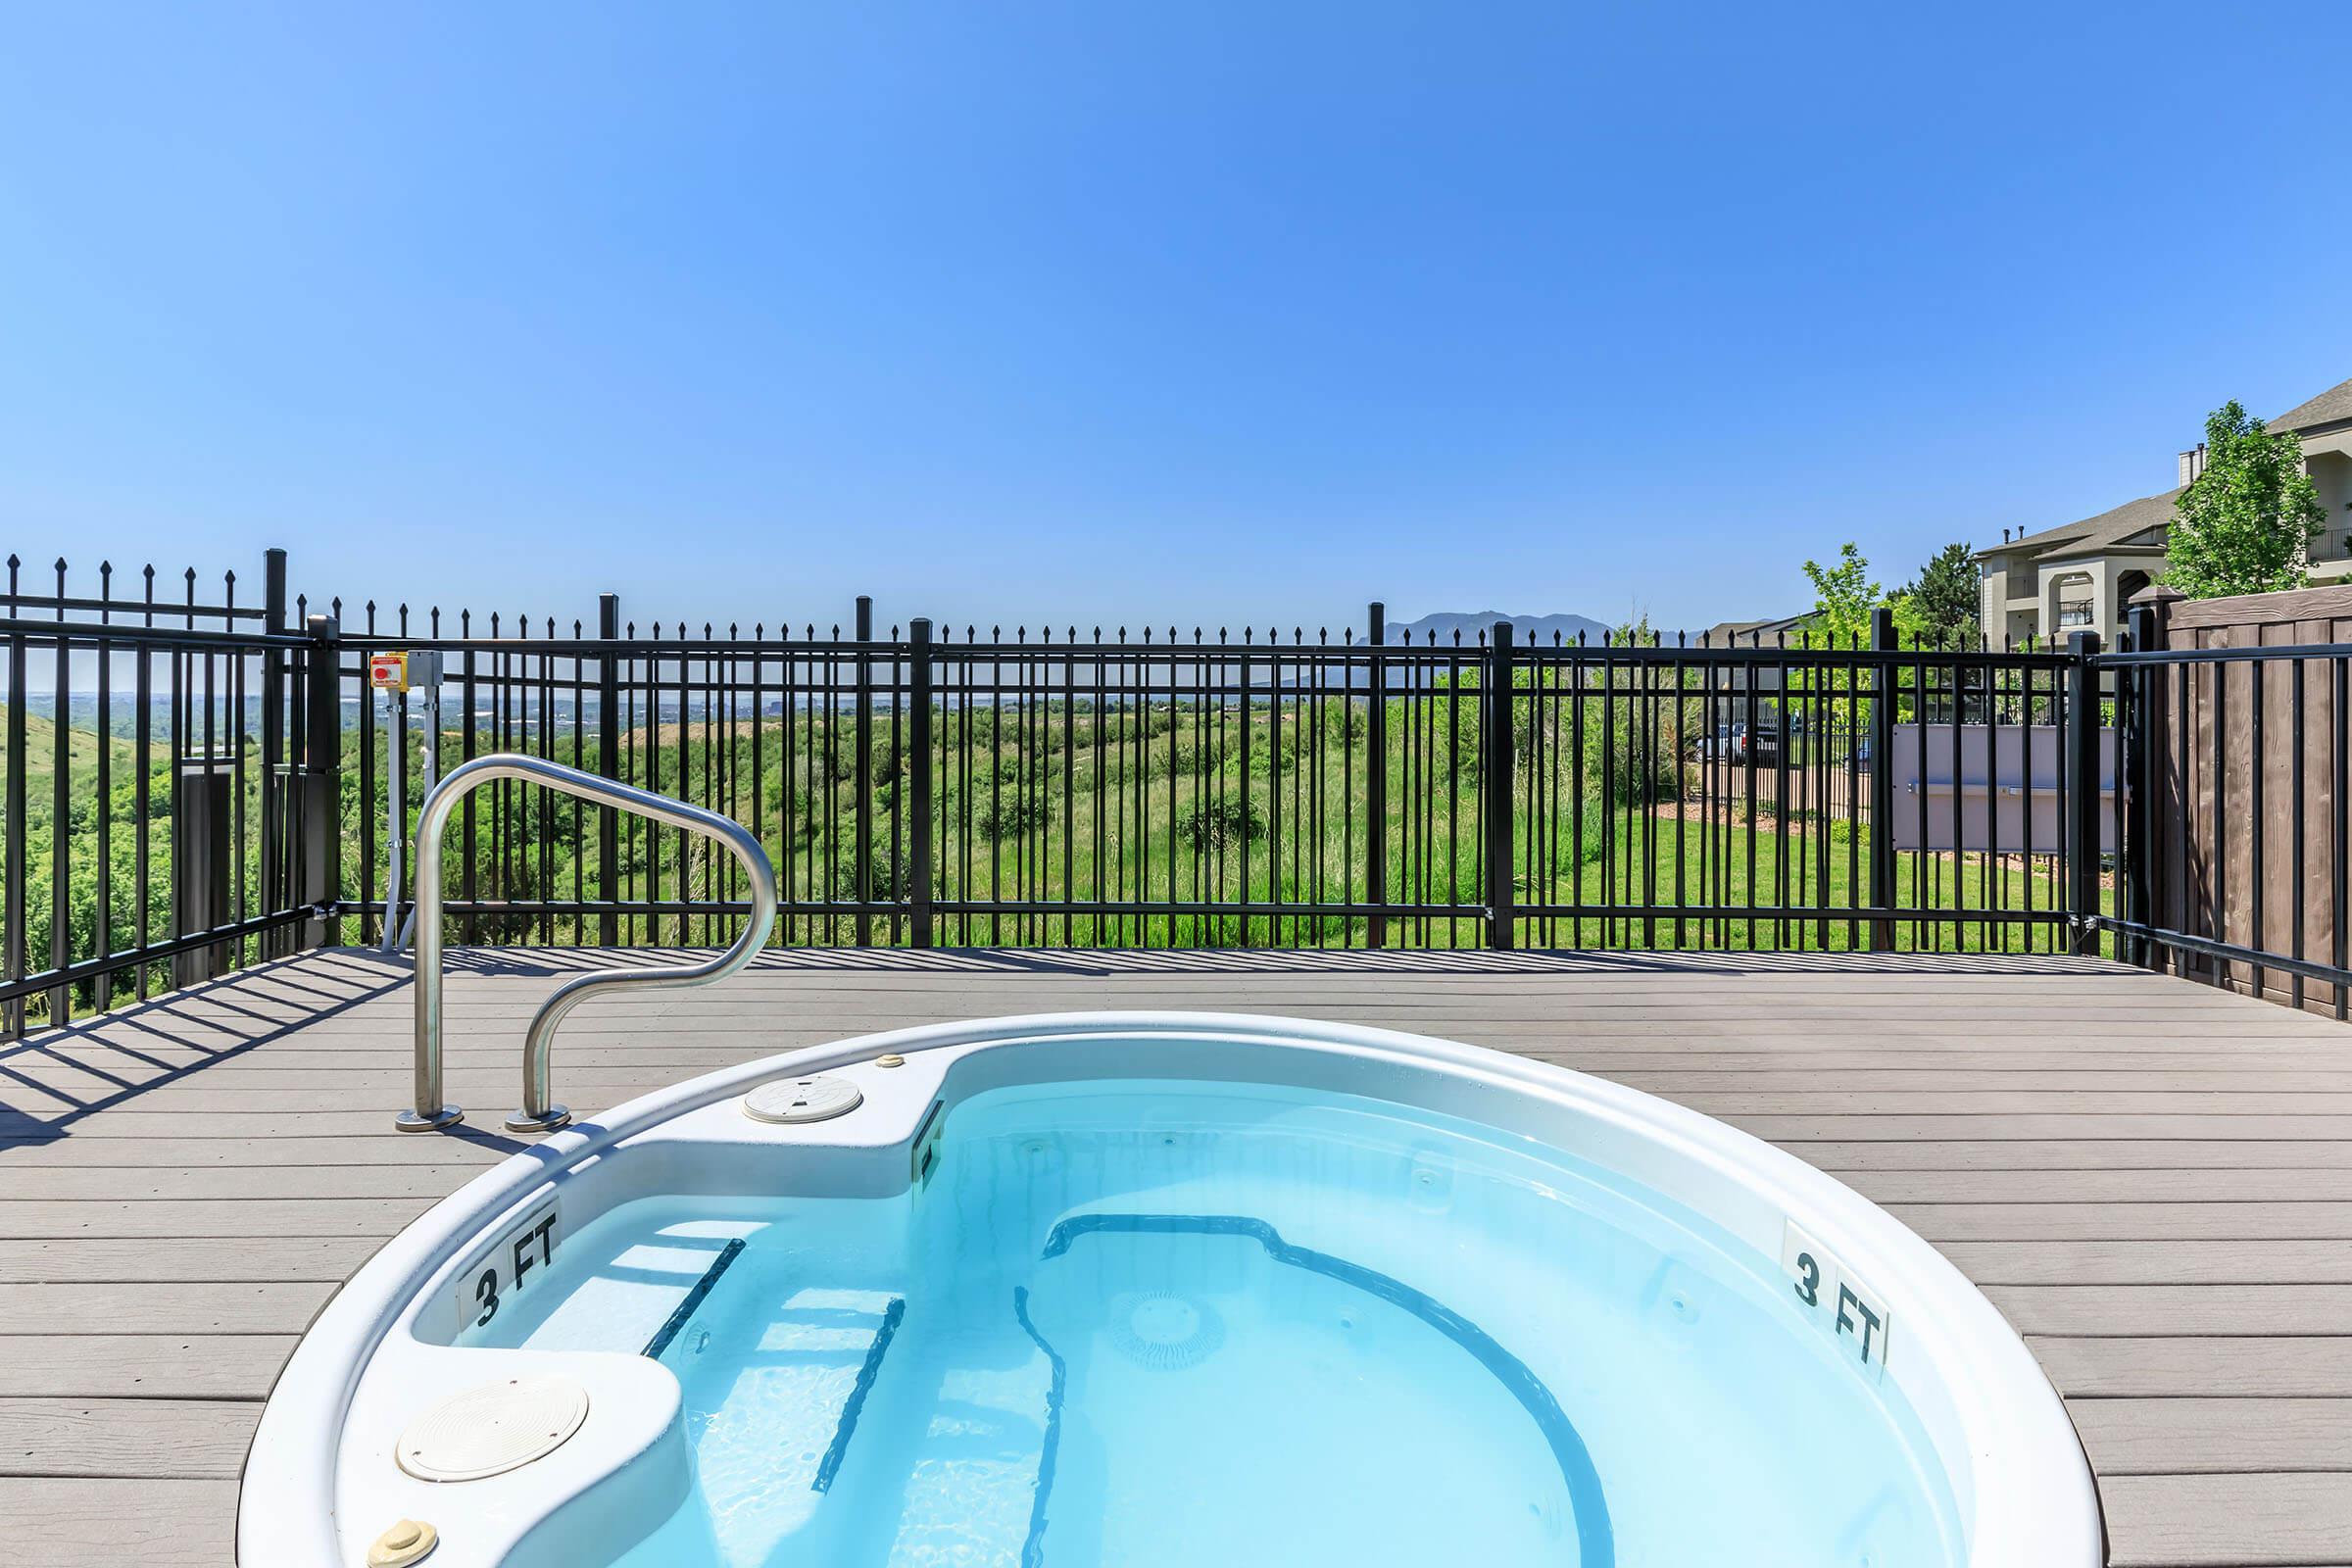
<box><xmin>2029</xmin><ymin>1336</ymin><xmax>2352</xmax><ymax>1397</ymax></box>
<box><xmin>0</xmin><ymin>1334</ymin><xmax>299</xmax><ymax>1398</ymax></box>
<box><xmin>1</xmin><ymin>1163</ymin><xmax>500</xmax><ymax>1200</ymax></box>
<box><xmin>1</xmin><ymin>1479</ymin><xmax>236</xmax><ymax>1567</ymax></box>
<box><xmin>2100</xmin><ymin>1473</ymin><xmax>2352</xmax><ymax>1566</ymax></box>
<box><xmin>2070</xmin><ymin>1397</ymin><xmax>2352</xmax><ymax>1475</ymax></box>
<box><xmin>1936</xmin><ymin>1240</ymin><xmax>2352</xmax><ymax>1286</ymax></box>
<box><xmin>0</xmin><ymin>1398</ymin><xmax>259</xmax><ymax>1478</ymax></box>
<box><xmin>1984</xmin><ymin>1284</ymin><xmax>2352</xmax><ymax>1336</ymax></box>
<box><xmin>1875</xmin><ymin>1201</ymin><xmax>2352</xmax><ymax>1242</ymax></box>
<box><xmin>0</xmin><ymin>947</ymin><xmax>2342</xmax><ymax>1566</ymax></box>
<box><xmin>0</xmin><ymin>1236</ymin><xmax>389</xmax><ymax>1283</ymax></box>
<box><xmin>0</xmin><ymin>1281</ymin><xmax>337</xmax><ymax>1335</ymax></box>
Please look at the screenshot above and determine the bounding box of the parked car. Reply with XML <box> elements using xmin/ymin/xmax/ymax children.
<box><xmin>1689</xmin><ymin>720</ymin><xmax>1796</xmax><ymax>765</ymax></box>
<box><xmin>1688</xmin><ymin>723</ymin><xmax>1745</xmax><ymax>762</ymax></box>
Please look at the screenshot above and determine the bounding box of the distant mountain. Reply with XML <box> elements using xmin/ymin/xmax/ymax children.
<box><xmin>1388</xmin><ymin>610</ymin><xmax>1613</xmax><ymax>648</ymax></box>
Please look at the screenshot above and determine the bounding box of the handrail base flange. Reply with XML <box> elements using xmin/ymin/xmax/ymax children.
<box><xmin>504</xmin><ymin>1104</ymin><xmax>572</xmax><ymax>1135</ymax></box>
<box><xmin>395</xmin><ymin>1106</ymin><xmax>465</xmax><ymax>1133</ymax></box>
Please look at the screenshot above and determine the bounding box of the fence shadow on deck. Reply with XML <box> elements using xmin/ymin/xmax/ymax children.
<box><xmin>0</xmin><ymin>939</ymin><xmax>2137</xmax><ymax>1151</ymax></box>
<box><xmin>0</xmin><ymin>950</ymin><xmax>516</xmax><ymax>1153</ymax></box>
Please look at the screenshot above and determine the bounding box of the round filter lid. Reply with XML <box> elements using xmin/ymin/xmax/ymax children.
<box><xmin>743</xmin><ymin>1074</ymin><xmax>863</xmax><ymax>1125</ymax></box>
<box><xmin>396</xmin><ymin>1375</ymin><xmax>588</xmax><ymax>1483</ymax></box>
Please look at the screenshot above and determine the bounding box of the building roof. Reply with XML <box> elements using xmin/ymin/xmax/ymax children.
<box><xmin>1984</xmin><ymin>487</ymin><xmax>2180</xmax><ymax>563</ymax></box>
<box><xmin>2271</xmin><ymin>375</ymin><xmax>2352</xmax><ymax>434</ymax></box>
<box><xmin>1697</xmin><ymin>612</ymin><xmax>1811</xmax><ymax>646</ymax></box>
<box><xmin>1983</xmin><ymin>373</ymin><xmax>2346</xmax><ymax>568</ymax></box>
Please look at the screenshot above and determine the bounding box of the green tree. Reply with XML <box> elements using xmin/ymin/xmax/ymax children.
<box><xmin>2165</xmin><ymin>400</ymin><xmax>2325</xmax><ymax>598</ymax></box>
<box><xmin>1891</xmin><ymin>541</ymin><xmax>1980</xmax><ymax>647</ymax></box>
<box><xmin>1801</xmin><ymin>542</ymin><xmax>1882</xmax><ymax>646</ymax></box>
<box><xmin>1607</xmin><ymin>609</ymin><xmax>1660</xmax><ymax>649</ymax></box>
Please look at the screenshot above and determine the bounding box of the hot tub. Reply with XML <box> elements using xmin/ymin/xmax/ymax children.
<box><xmin>237</xmin><ymin>1013</ymin><xmax>2101</xmax><ymax>1566</ymax></box>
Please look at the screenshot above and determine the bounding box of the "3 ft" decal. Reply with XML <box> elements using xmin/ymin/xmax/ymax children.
<box><xmin>454</xmin><ymin>1200</ymin><xmax>560</xmax><ymax>1334</ymax></box>
<box><xmin>1781</xmin><ymin>1219</ymin><xmax>1893</xmax><ymax>1378</ymax></box>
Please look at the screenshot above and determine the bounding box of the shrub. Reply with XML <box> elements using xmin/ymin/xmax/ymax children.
<box><xmin>832</xmin><ymin>841</ymin><xmax>916</xmax><ymax>902</ymax></box>
<box><xmin>1177</xmin><ymin>796</ymin><xmax>1265</xmax><ymax>854</ymax></box>
<box><xmin>976</xmin><ymin>788</ymin><xmax>1052</xmax><ymax>841</ymax></box>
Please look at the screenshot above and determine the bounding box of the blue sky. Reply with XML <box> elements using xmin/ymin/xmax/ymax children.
<box><xmin>2</xmin><ymin>3</ymin><xmax>2345</xmax><ymax>639</ymax></box>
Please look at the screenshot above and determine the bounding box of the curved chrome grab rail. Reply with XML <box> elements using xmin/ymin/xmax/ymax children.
<box><xmin>398</xmin><ymin>754</ymin><xmax>780</xmax><ymax>1134</ymax></box>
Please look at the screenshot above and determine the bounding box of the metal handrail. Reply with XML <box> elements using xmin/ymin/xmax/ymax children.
<box><xmin>398</xmin><ymin>754</ymin><xmax>780</xmax><ymax>1134</ymax></box>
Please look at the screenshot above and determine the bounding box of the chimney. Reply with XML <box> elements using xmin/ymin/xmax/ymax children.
<box><xmin>2178</xmin><ymin>444</ymin><xmax>2206</xmax><ymax>486</ymax></box>
<box><xmin>2002</xmin><ymin>526</ymin><xmax>2011</xmax><ymax>543</ymax></box>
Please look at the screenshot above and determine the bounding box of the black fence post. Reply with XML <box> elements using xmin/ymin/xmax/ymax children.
<box><xmin>1485</xmin><ymin>620</ymin><xmax>1515</xmax><ymax>951</ymax></box>
<box><xmin>45</xmin><ymin>561</ymin><xmax>67</xmax><ymax>1028</ymax></box>
<box><xmin>299</xmin><ymin>612</ymin><xmax>342</xmax><ymax>949</ymax></box>
<box><xmin>1366</xmin><ymin>601</ymin><xmax>1388</xmax><ymax>948</ymax></box>
<box><xmin>3</xmin><ymin>608</ymin><xmax>22</xmax><ymax>1038</ymax></box>
<box><xmin>854</xmin><ymin>595</ymin><xmax>874</xmax><ymax>947</ymax></box>
<box><xmin>2066</xmin><ymin>629</ymin><xmax>2102</xmax><ymax>956</ymax></box>
<box><xmin>907</xmin><ymin>617</ymin><xmax>934</xmax><ymax>949</ymax></box>
<box><xmin>597</xmin><ymin>593</ymin><xmax>620</xmax><ymax>948</ymax></box>
<box><xmin>173</xmin><ymin>759</ymin><xmax>232</xmax><ymax>986</ymax></box>
<box><xmin>1868</xmin><ymin>606</ymin><xmax>1897</xmax><ymax>951</ymax></box>
<box><xmin>460</xmin><ymin>643</ymin><xmax>478</xmax><ymax>946</ymax></box>
<box><xmin>260</xmin><ymin>547</ymin><xmax>289</xmax><ymax>955</ymax></box>
<box><xmin>2124</xmin><ymin>593</ymin><xmax>2171</xmax><ymax>971</ymax></box>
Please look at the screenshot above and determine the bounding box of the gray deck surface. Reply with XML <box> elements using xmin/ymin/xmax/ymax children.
<box><xmin>2</xmin><ymin>946</ymin><xmax>2348</xmax><ymax>1566</ymax></box>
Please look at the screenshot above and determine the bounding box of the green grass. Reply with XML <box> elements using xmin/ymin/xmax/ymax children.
<box><xmin>0</xmin><ymin>710</ymin><xmax>140</xmax><ymax>786</ymax></box>
<box><xmin>1514</xmin><ymin>807</ymin><xmax>2106</xmax><ymax>954</ymax></box>
<box><xmin>572</xmin><ymin>704</ymin><xmax>2104</xmax><ymax>955</ymax></box>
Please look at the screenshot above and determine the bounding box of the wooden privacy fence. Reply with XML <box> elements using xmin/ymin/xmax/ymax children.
<box><xmin>2121</xmin><ymin>582</ymin><xmax>2352</xmax><ymax>1018</ymax></box>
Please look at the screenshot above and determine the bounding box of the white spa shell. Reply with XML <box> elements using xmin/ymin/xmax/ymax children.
<box><xmin>236</xmin><ymin>1012</ymin><xmax>2103</xmax><ymax>1567</ymax></box>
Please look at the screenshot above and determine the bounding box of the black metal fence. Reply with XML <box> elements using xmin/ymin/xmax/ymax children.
<box><xmin>5</xmin><ymin>548</ymin><xmax>2347</xmax><ymax>1038</ymax></box>
<box><xmin>0</xmin><ymin>551</ymin><xmax>337</xmax><ymax>1038</ymax></box>
<box><xmin>324</xmin><ymin>601</ymin><xmax>2092</xmax><ymax>958</ymax></box>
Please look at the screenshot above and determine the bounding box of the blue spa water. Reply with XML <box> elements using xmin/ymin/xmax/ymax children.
<box><xmin>456</xmin><ymin>1077</ymin><xmax>1965</xmax><ymax>1567</ymax></box>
